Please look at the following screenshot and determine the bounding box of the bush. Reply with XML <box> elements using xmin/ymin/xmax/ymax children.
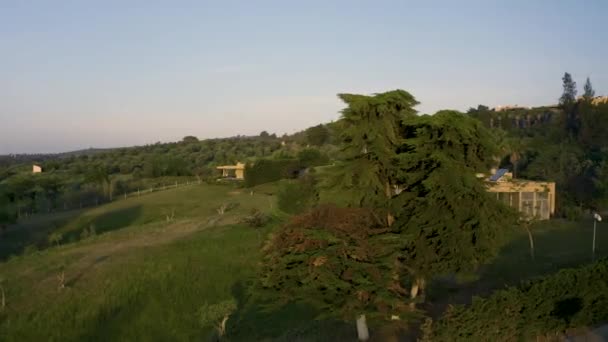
<box><xmin>244</xmin><ymin>159</ymin><xmax>302</xmax><ymax>187</ymax></box>
<box><xmin>561</xmin><ymin>205</ymin><xmax>584</xmax><ymax>221</ymax></box>
<box><xmin>240</xmin><ymin>209</ymin><xmax>268</xmax><ymax>228</ymax></box>
<box><xmin>425</xmin><ymin>260</ymin><xmax>608</xmax><ymax>341</ymax></box>
<box><xmin>277</xmin><ymin>176</ymin><xmax>319</xmax><ymax>214</ymax></box>
<box><xmin>297</xmin><ymin>148</ymin><xmax>329</xmax><ymax>167</ymax></box>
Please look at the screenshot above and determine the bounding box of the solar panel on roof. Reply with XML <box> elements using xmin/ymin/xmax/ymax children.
<box><xmin>489</xmin><ymin>168</ymin><xmax>509</xmax><ymax>182</ymax></box>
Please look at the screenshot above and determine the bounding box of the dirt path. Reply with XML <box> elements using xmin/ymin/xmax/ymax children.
<box><xmin>23</xmin><ymin>215</ymin><xmax>236</xmax><ymax>297</ymax></box>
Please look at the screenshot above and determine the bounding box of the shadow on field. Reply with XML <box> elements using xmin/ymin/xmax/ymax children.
<box><xmin>227</xmin><ymin>281</ymin><xmax>356</xmax><ymax>342</ymax></box>
<box><xmin>0</xmin><ymin>205</ymin><xmax>144</xmax><ymax>261</ymax></box>
<box><xmin>425</xmin><ymin>219</ymin><xmax>607</xmax><ymax>320</ymax></box>
<box><xmin>0</xmin><ymin>216</ymin><xmax>70</xmax><ymax>261</ymax></box>
<box><xmin>63</xmin><ymin>205</ymin><xmax>144</xmax><ymax>243</ymax></box>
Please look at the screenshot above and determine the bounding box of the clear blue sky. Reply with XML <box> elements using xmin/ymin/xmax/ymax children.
<box><xmin>1</xmin><ymin>0</ymin><xmax>607</xmax><ymax>154</ymax></box>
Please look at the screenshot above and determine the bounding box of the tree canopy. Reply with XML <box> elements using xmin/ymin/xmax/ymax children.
<box><xmin>324</xmin><ymin>90</ymin><xmax>419</xmax><ymax>225</ymax></box>
<box><xmin>394</xmin><ymin>111</ymin><xmax>518</xmax><ymax>281</ymax></box>
<box><xmin>583</xmin><ymin>76</ymin><xmax>595</xmax><ymax>100</ymax></box>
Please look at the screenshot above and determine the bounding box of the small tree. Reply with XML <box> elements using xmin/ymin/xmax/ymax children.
<box><xmin>182</xmin><ymin>135</ymin><xmax>199</xmax><ymax>144</ymax></box>
<box><xmin>199</xmin><ymin>298</ymin><xmax>237</xmax><ymax>339</ymax></box>
<box><xmin>57</xmin><ymin>263</ymin><xmax>66</xmax><ymax>290</ymax></box>
<box><xmin>240</xmin><ymin>209</ymin><xmax>267</xmax><ymax>228</ymax></box>
<box><xmin>583</xmin><ymin>76</ymin><xmax>595</xmax><ymax>101</ymax></box>
<box><xmin>560</xmin><ymin>72</ymin><xmax>579</xmax><ymax>138</ymax></box>
<box><xmin>305</xmin><ymin>124</ymin><xmax>330</xmax><ymax>146</ymax></box>
<box><xmin>48</xmin><ymin>232</ymin><xmax>63</xmax><ymax>246</ymax></box>
<box><xmin>559</xmin><ymin>72</ymin><xmax>577</xmax><ymax>107</ymax></box>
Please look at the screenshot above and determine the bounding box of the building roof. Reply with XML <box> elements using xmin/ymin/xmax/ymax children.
<box><xmin>216</xmin><ymin>162</ymin><xmax>245</xmax><ymax>170</ymax></box>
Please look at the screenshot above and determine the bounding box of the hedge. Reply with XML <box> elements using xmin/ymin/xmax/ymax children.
<box><xmin>423</xmin><ymin>260</ymin><xmax>608</xmax><ymax>341</ymax></box>
<box><xmin>277</xmin><ymin>175</ymin><xmax>319</xmax><ymax>214</ymax></box>
<box><xmin>244</xmin><ymin>159</ymin><xmax>302</xmax><ymax>187</ymax></box>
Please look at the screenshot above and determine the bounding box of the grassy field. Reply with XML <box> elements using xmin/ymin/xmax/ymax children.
<box><xmin>426</xmin><ymin>218</ymin><xmax>608</xmax><ymax>313</ymax></box>
<box><xmin>0</xmin><ymin>183</ymin><xmax>355</xmax><ymax>341</ymax></box>
<box><xmin>1</xmin><ymin>182</ymin><xmax>607</xmax><ymax>341</ymax></box>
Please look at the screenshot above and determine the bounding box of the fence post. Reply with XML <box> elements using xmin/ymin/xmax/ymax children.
<box><xmin>137</xmin><ymin>188</ymin><xmax>140</xmax><ymax>197</ymax></box>
<box><xmin>124</xmin><ymin>192</ymin><xmax>127</xmax><ymax>200</ymax></box>
<box><xmin>175</xmin><ymin>181</ymin><xmax>178</xmax><ymax>188</ymax></box>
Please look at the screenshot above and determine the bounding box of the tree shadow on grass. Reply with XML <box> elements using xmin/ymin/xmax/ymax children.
<box><xmin>426</xmin><ymin>220</ymin><xmax>606</xmax><ymax>320</ymax></box>
<box><xmin>0</xmin><ymin>205</ymin><xmax>143</xmax><ymax>261</ymax></box>
<box><xmin>62</xmin><ymin>205</ymin><xmax>143</xmax><ymax>243</ymax></box>
<box><xmin>226</xmin><ymin>281</ymin><xmax>356</xmax><ymax>342</ymax></box>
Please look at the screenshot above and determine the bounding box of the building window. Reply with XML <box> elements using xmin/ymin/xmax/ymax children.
<box><xmin>498</xmin><ymin>192</ymin><xmax>510</xmax><ymax>206</ymax></box>
<box><xmin>521</xmin><ymin>192</ymin><xmax>534</xmax><ymax>217</ymax></box>
<box><xmin>536</xmin><ymin>192</ymin><xmax>550</xmax><ymax>219</ymax></box>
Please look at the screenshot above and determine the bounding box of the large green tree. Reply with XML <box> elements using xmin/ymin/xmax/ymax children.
<box><xmin>324</xmin><ymin>89</ymin><xmax>419</xmax><ymax>226</ymax></box>
<box><xmin>393</xmin><ymin>111</ymin><xmax>519</xmax><ymax>305</ymax></box>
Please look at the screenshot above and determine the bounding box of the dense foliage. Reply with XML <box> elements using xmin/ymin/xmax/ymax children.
<box><xmin>1</xmin><ymin>131</ymin><xmax>336</xmax><ymax>218</ymax></box>
<box><xmin>262</xmin><ymin>91</ymin><xmax>517</xmax><ymax>335</ymax></box>
<box><xmin>424</xmin><ymin>260</ymin><xmax>608</xmax><ymax>341</ymax></box>
<box><xmin>324</xmin><ymin>90</ymin><xmax>418</xmax><ymax>225</ymax></box>
<box><xmin>394</xmin><ymin>111</ymin><xmax>519</xmax><ymax>292</ymax></box>
<box><xmin>467</xmin><ymin>74</ymin><xmax>608</xmax><ymax>216</ymax></box>
<box><xmin>277</xmin><ymin>174</ymin><xmax>319</xmax><ymax>214</ymax></box>
<box><xmin>260</xmin><ymin>205</ymin><xmax>407</xmax><ymax>322</ymax></box>
<box><xmin>244</xmin><ymin>159</ymin><xmax>303</xmax><ymax>188</ymax></box>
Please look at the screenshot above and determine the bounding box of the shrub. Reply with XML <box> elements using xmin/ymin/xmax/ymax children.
<box><xmin>425</xmin><ymin>260</ymin><xmax>608</xmax><ymax>341</ymax></box>
<box><xmin>240</xmin><ymin>209</ymin><xmax>268</xmax><ymax>228</ymax></box>
<box><xmin>199</xmin><ymin>298</ymin><xmax>237</xmax><ymax>339</ymax></box>
<box><xmin>259</xmin><ymin>205</ymin><xmax>410</xmax><ymax>322</ymax></box>
<box><xmin>297</xmin><ymin>148</ymin><xmax>329</xmax><ymax>167</ymax></box>
<box><xmin>277</xmin><ymin>176</ymin><xmax>319</xmax><ymax>214</ymax></box>
<box><xmin>244</xmin><ymin>159</ymin><xmax>302</xmax><ymax>187</ymax></box>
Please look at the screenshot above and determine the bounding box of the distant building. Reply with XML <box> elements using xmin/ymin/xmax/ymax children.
<box><xmin>494</xmin><ymin>105</ymin><xmax>530</xmax><ymax>112</ymax></box>
<box><xmin>592</xmin><ymin>96</ymin><xmax>608</xmax><ymax>105</ymax></box>
<box><xmin>32</xmin><ymin>164</ymin><xmax>42</xmax><ymax>173</ymax></box>
<box><xmin>216</xmin><ymin>162</ymin><xmax>245</xmax><ymax>180</ymax></box>
<box><xmin>484</xmin><ymin>168</ymin><xmax>556</xmax><ymax>220</ymax></box>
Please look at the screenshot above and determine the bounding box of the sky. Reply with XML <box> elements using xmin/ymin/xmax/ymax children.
<box><xmin>1</xmin><ymin>0</ymin><xmax>607</xmax><ymax>154</ymax></box>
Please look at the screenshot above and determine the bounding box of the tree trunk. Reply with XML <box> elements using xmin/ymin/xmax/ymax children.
<box><xmin>525</xmin><ymin>225</ymin><xmax>535</xmax><ymax>261</ymax></box>
<box><xmin>410</xmin><ymin>276</ymin><xmax>426</xmax><ymax>309</ymax></box>
<box><xmin>385</xmin><ymin>181</ymin><xmax>394</xmax><ymax>227</ymax></box>
<box><xmin>356</xmin><ymin>314</ymin><xmax>370</xmax><ymax>341</ymax></box>
<box><xmin>1</xmin><ymin>285</ymin><xmax>5</xmax><ymax>310</ymax></box>
<box><xmin>218</xmin><ymin>315</ymin><xmax>229</xmax><ymax>337</ymax></box>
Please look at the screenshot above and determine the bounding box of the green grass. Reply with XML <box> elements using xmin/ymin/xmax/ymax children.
<box><xmin>482</xmin><ymin>218</ymin><xmax>608</xmax><ymax>286</ymax></box>
<box><xmin>427</xmin><ymin>218</ymin><xmax>608</xmax><ymax>307</ymax></box>
<box><xmin>0</xmin><ymin>182</ymin><xmax>355</xmax><ymax>341</ymax></box>
<box><xmin>0</xmin><ymin>183</ymin><xmax>277</xmax><ymax>260</ymax></box>
<box><xmin>3</xmin><ymin>183</ymin><xmax>608</xmax><ymax>341</ymax></box>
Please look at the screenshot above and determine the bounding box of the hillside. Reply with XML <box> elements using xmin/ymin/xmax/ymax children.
<box><xmin>1</xmin><ymin>180</ymin><xmax>607</xmax><ymax>340</ymax></box>
<box><xmin>0</xmin><ymin>182</ymin><xmax>361</xmax><ymax>341</ymax></box>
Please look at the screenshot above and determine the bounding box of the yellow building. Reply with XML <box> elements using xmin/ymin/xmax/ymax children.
<box><xmin>32</xmin><ymin>164</ymin><xmax>42</xmax><ymax>173</ymax></box>
<box><xmin>485</xmin><ymin>169</ymin><xmax>556</xmax><ymax>220</ymax></box>
<box><xmin>216</xmin><ymin>162</ymin><xmax>245</xmax><ymax>180</ymax></box>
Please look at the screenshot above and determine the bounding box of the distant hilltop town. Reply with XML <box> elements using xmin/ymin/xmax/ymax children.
<box><xmin>493</xmin><ymin>95</ymin><xmax>608</xmax><ymax>112</ymax></box>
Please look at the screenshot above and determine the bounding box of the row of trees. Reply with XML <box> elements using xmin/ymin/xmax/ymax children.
<box><xmin>0</xmin><ymin>127</ymin><xmax>339</xmax><ymax>220</ymax></box>
<box><xmin>261</xmin><ymin>90</ymin><xmax>519</xmax><ymax>340</ymax></box>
